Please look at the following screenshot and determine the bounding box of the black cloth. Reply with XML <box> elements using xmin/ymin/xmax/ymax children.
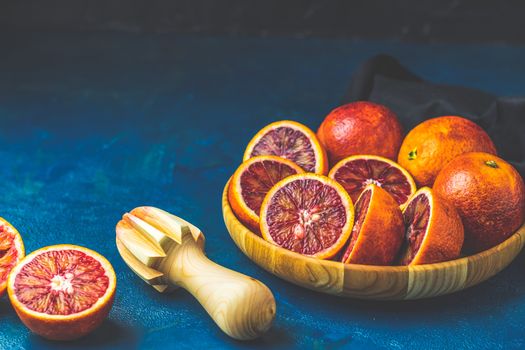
<box><xmin>344</xmin><ymin>54</ymin><xmax>525</xmax><ymax>177</ymax></box>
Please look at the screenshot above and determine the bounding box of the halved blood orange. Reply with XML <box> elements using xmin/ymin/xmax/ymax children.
<box><xmin>7</xmin><ymin>244</ymin><xmax>116</xmax><ymax>341</ymax></box>
<box><xmin>328</xmin><ymin>155</ymin><xmax>416</xmax><ymax>206</ymax></box>
<box><xmin>399</xmin><ymin>187</ymin><xmax>464</xmax><ymax>265</ymax></box>
<box><xmin>260</xmin><ymin>173</ymin><xmax>354</xmax><ymax>259</ymax></box>
<box><xmin>228</xmin><ymin>155</ymin><xmax>304</xmax><ymax>231</ymax></box>
<box><xmin>340</xmin><ymin>184</ymin><xmax>404</xmax><ymax>265</ymax></box>
<box><xmin>243</xmin><ymin>120</ymin><xmax>328</xmax><ymax>174</ymax></box>
<box><xmin>0</xmin><ymin>217</ymin><xmax>24</xmax><ymax>297</ymax></box>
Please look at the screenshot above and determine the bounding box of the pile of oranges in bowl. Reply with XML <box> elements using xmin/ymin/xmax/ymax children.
<box><xmin>227</xmin><ymin>101</ymin><xmax>525</xmax><ymax>266</ymax></box>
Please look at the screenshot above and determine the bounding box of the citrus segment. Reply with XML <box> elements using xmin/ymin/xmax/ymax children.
<box><xmin>243</xmin><ymin>120</ymin><xmax>328</xmax><ymax>174</ymax></box>
<box><xmin>228</xmin><ymin>155</ymin><xmax>304</xmax><ymax>231</ymax></box>
<box><xmin>260</xmin><ymin>173</ymin><xmax>354</xmax><ymax>259</ymax></box>
<box><xmin>329</xmin><ymin>155</ymin><xmax>416</xmax><ymax>206</ymax></box>
<box><xmin>400</xmin><ymin>192</ymin><xmax>431</xmax><ymax>265</ymax></box>
<box><xmin>0</xmin><ymin>218</ymin><xmax>24</xmax><ymax>297</ymax></box>
<box><xmin>13</xmin><ymin>249</ymin><xmax>110</xmax><ymax>315</ymax></box>
<box><xmin>341</xmin><ymin>188</ymin><xmax>372</xmax><ymax>262</ymax></box>
<box><xmin>8</xmin><ymin>245</ymin><xmax>116</xmax><ymax>341</ymax></box>
<box><xmin>341</xmin><ymin>185</ymin><xmax>404</xmax><ymax>265</ymax></box>
<box><xmin>399</xmin><ymin>188</ymin><xmax>464</xmax><ymax>265</ymax></box>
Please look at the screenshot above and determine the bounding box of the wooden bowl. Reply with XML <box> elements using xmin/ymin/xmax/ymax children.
<box><xmin>222</xmin><ymin>182</ymin><xmax>525</xmax><ymax>300</ymax></box>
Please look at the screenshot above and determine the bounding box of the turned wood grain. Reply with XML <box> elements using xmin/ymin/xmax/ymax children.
<box><xmin>343</xmin><ymin>265</ymin><xmax>408</xmax><ymax>300</ymax></box>
<box><xmin>222</xmin><ymin>181</ymin><xmax>525</xmax><ymax>300</ymax></box>
<box><xmin>160</xmin><ymin>229</ymin><xmax>276</xmax><ymax>340</ymax></box>
<box><xmin>406</xmin><ymin>259</ymin><xmax>468</xmax><ymax>299</ymax></box>
<box><xmin>464</xmin><ymin>228</ymin><xmax>525</xmax><ymax>288</ymax></box>
<box><xmin>117</xmin><ymin>207</ymin><xmax>276</xmax><ymax>340</ymax></box>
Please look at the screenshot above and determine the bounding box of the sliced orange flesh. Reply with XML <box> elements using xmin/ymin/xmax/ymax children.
<box><xmin>0</xmin><ymin>221</ymin><xmax>24</xmax><ymax>294</ymax></box>
<box><xmin>260</xmin><ymin>174</ymin><xmax>353</xmax><ymax>259</ymax></box>
<box><xmin>244</xmin><ymin>121</ymin><xmax>327</xmax><ymax>174</ymax></box>
<box><xmin>341</xmin><ymin>188</ymin><xmax>372</xmax><ymax>262</ymax></box>
<box><xmin>329</xmin><ymin>155</ymin><xmax>416</xmax><ymax>206</ymax></box>
<box><xmin>229</xmin><ymin>155</ymin><xmax>304</xmax><ymax>231</ymax></box>
<box><xmin>400</xmin><ymin>192</ymin><xmax>431</xmax><ymax>265</ymax></box>
<box><xmin>0</xmin><ymin>228</ymin><xmax>19</xmax><ymax>282</ymax></box>
<box><xmin>240</xmin><ymin>157</ymin><xmax>302</xmax><ymax>215</ymax></box>
<box><xmin>13</xmin><ymin>249</ymin><xmax>110</xmax><ymax>315</ymax></box>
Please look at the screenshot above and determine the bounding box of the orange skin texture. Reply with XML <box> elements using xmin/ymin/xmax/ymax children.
<box><xmin>343</xmin><ymin>185</ymin><xmax>404</xmax><ymax>265</ymax></box>
<box><xmin>13</xmin><ymin>293</ymin><xmax>114</xmax><ymax>341</ymax></box>
<box><xmin>402</xmin><ymin>188</ymin><xmax>464</xmax><ymax>265</ymax></box>
<box><xmin>398</xmin><ymin>116</ymin><xmax>497</xmax><ymax>187</ymax></box>
<box><xmin>433</xmin><ymin>152</ymin><xmax>525</xmax><ymax>254</ymax></box>
<box><xmin>228</xmin><ymin>181</ymin><xmax>260</xmax><ymax>233</ymax></box>
<box><xmin>317</xmin><ymin>101</ymin><xmax>403</xmax><ymax>165</ymax></box>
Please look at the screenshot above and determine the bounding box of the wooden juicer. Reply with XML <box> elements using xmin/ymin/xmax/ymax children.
<box><xmin>115</xmin><ymin>206</ymin><xmax>276</xmax><ymax>340</ymax></box>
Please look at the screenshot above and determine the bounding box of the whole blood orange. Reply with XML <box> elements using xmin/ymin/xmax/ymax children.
<box><xmin>399</xmin><ymin>187</ymin><xmax>464</xmax><ymax>265</ymax></box>
<box><xmin>434</xmin><ymin>152</ymin><xmax>525</xmax><ymax>253</ymax></box>
<box><xmin>398</xmin><ymin>116</ymin><xmax>497</xmax><ymax>187</ymax></box>
<box><xmin>260</xmin><ymin>173</ymin><xmax>354</xmax><ymax>259</ymax></box>
<box><xmin>317</xmin><ymin>101</ymin><xmax>403</xmax><ymax>165</ymax></box>
<box><xmin>328</xmin><ymin>155</ymin><xmax>416</xmax><ymax>206</ymax></box>
<box><xmin>340</xmin><ymin>184</ymin><xmax>404</xmax><ymax>265</ymax></box>
<box><xmin>7</xmin><ymin>245</ymin><xmax>116</xmax><ymax>341</ymax></box>
<box><xmin>243</xmin><ymin>120</ymin><xmax>328</xmax><ymax>174</ymax></box>
<box><xmin>0</xmin><ymin>218</ymin><xmax>24</xmax><ymax>297</ymax></box>
<box><xmin>228</xmin><ymin>155</ymin><xmax>304</xmax><ymax>231</ymax></box>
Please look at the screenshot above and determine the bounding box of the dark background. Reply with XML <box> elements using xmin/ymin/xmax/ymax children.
<box><xmin>2</xmin><ymin>0</ymin><xmax>525</xmax><ymax>43</ymax></box>
<box><xmin>1</xmin><ymin>2</ymin><xmax>525</xmax><ymax>350</ymax></box>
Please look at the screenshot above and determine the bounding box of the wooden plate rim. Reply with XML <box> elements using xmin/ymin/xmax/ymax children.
<box><xmin>221</xmin><ymin>180</ymin><xmax>525</xmax><ymax>298</ymax></box>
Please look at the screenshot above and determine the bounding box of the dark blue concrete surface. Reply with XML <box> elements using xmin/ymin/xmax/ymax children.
<box><xmin>0</xmin><ymin>32</ymin><xmax>525</xmax><ymax>350</ymax></box>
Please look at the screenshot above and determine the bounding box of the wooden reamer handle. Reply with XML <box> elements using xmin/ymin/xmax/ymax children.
<box><xmin>162</xmin><ymin>233</ymin><xmax>276</xmax><ymax>340</ymax></box>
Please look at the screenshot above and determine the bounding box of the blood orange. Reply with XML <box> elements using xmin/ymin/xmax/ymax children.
<box><xmin>260</xmin><ymin>173</ymin><xmax>354</xmax><ymax>259</ymax></box>
<box><xmin>341</xmin><ymin>185</ymin><xmax>404</xmax><ymax>265</ymax></box>
<box><xmin>7</xmin><ymin>245</ymin><xmax>116</xmax><ymax>341</ymax></box>
<box><xmin>0</xmin><ymin>218</ymin><xmax>24</xmax><ymax>297</ymax></box>
<box><xmin>399</xmin><ymin>188</ymin><xmax>464</xmax><ymax>265</ymax></box>
<box><xmin>328</xmin><ymin>155</ymin><xmax>416</xmax><ymax>206</ymax></box>
<box><xmin>228</xmin><ymin>155</ymin><xmax>304</xmax><ymax>231</ymax></box>
<box><xmin>434</xmin><ymin>152</ymin><xmax>525</xmax><ymax>253</ymax></box>
<box><xmin>317</xmin><ymin>101</ymin><xmax>404</xmax><ymax>165</ymax></box>
<box><xmin>398</xmin><ymin>116</ymin><xmax>497</xmax><ymax>187</ymax></box>
<box><xmin>243</xmin><ymin>120</ymin><xmax>328</xmax><ymax>174</ymax></box>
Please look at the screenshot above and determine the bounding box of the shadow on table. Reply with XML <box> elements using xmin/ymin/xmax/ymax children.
<box><xmin>0</xmin><ymin>298</ymin><xmax>13</xmax><ymax>316</ymax></box>
<box><xmin>216</xmin><ymin>326</ymin><xmax>296</xmax><ymax>349</ymax></box>
<box><xmin>154</xmin><ymin>287</ymin><xmax>297</xmax><ymax>349</ymax></box>
<box><xmin>27</xmin><ymin>319</ymin><xmax>139</xmax><ymax>349</ymax></box>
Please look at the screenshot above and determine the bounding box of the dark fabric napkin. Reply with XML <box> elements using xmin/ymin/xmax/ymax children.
<box><xmin>343</xmin><ymin>54</ymin><xmax>525</xmax><ymax>177</ymax></box>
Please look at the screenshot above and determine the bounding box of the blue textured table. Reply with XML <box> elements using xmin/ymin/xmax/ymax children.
<box><xmin>1</xmin><ymin>32</ymin><xmax>525</xmax><ymax>350</ymax></box>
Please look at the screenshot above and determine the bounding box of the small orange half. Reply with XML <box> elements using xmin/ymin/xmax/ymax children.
<box><xmin>260</xmin><ymin>173</ymin><xmax>354</xmax><ymax>259</ymax></box>
<box><xmin>228</xmin><ymin>155</ymin><xmax>304</xmax><ymax>232</ymax></box>
<box><xmin>399</xmin><ymin>187</ymin><xmax>464</xmax><ymax>265</ymax></box>
<box><xmin>340</xmin><ymin>184</ymin><xmax>404</xmax><ymax>265</ymax></box>
<box><xmin>8</xmin><ymin>244</ymin><xmax>116</xmax><ymax>340</ymax></box>
<box><xmin>329</xmin><ymin>154</ymin><xmax>416</xmax><ymax>207</ymax></box>
<box><xmin>0</xmin><ymin>217</ymin><xmax>25</xmax><ymax>297</ymax></box>
<box><xmin>243</xmin><ymin>120</ymin><xmax>328</xmax><ymax>175</ymax></box>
